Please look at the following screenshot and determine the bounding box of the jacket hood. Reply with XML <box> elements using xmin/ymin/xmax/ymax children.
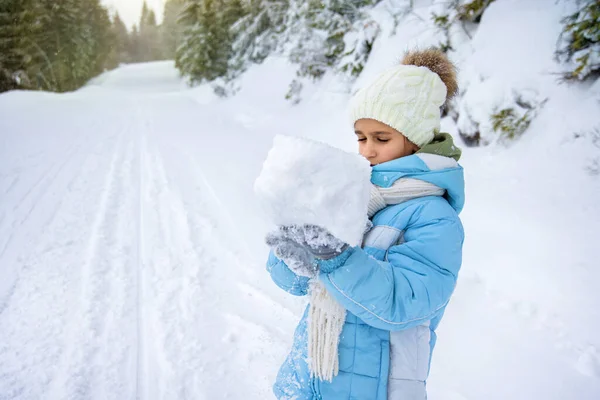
<box><xmin>417</xmin><ymin>132</ymin><xmax>462</xmax><ymax>161</ymax></box>
<box><xmin>371</xmin><ymin>134</ymin><xmax>465</xmax><ymax>213</ymax></box>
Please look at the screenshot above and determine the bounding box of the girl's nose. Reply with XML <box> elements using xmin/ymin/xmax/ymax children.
<box><xmin>364</xmin><ymin>144</ymin><xmax>377</xmax><ymax>159</ymax></box>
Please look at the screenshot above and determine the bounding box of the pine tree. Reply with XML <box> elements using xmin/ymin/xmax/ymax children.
<box><xmin>176</xmin><ymin>0</ymin><xmax>202</xmax><ymax>75</ymax></box>
<box><xmin>147</xmin><ymin>9</ymin><xmax>164</xmax><ymax>60</ymax></box>
<box><xmin>0</xmin><ymin>0</ymin><xmax>117</xmax><ymax>93</ymax></box>
<box><xmin>220</xmin><ymin>0</ymin><xmax>248</xmax><ymax>77</ymax></box>
<box><xmin>138</xmin><ymin>2</ymin><xmax>161</xmax><ymax>61</ymax></box>
<box><xmin>229</xmin><ymin>0</ymin><xmax>290</xmax><ymax>70</ymax></box>
<box><xmin>202</xmin><ymin>0</ymin><xmax>227</xmax><ymax>79</ymax></box>
<box><xmin>176</xmin><ymin>0</ymin><xmax>231</xmax><ymax>83</ymax></box>
<box><xmin>222</xmin><ymin>0</ymin><xmax>247</xmax><ymax>29</ymax></box>
<box><xmin>138</xmin><ymin>1</ymin><xmax>151</xmax><ymax>61</ymax></box>
<box><xmin>140</xmin><ymin>1</ymin><xmax>151</xmax><ymax>33</ymax></box>
<box><xmin>132</xmin><ymin>1</ymin><xmax>165</xmax><ymax>62</ymax></box>
<box><xmin>35</xmin><ymin>0</ymin><xmax>81</xmax><ymax>91</ymax></box>
<box><xmin>162</xmin><ymin>0</ymin><xmax>186</xmax><ymax>59</ymax></box>
<box><xmin>557</xmin><ymin>0</ymin><xmax>600</xmax><ymax>80</ymax></box>
<box><xmin>0</xmin><ymin>0</ymin><xmax>46</xmax><ymax>90</ymax></box>
<box><xmin>288</xmin><ymin>0</ymin><xmax>376</xmax><ymax>80</ymax></box>
<box><xmin>73</xmin><ymin>0</ymin><xmax>101</xmax><ymax>88</ymax></box>
<box><xmin>113</xmin><ymin>13</ymin><xmax>131</xmax><ymax>63</ymax></box>
<box><xmin>88</xmin><ymin>0</ymin><xmax>118</xmax><ymax>75</ymax></box>
<box><xmin>146</xmin><ymin>9</ymin><xmax>157</xmax><ymax>27</ymax></box>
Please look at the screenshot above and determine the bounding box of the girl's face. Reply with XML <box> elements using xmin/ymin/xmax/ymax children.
<box><xmin>354</xmin><ymin>119</ymin><xmax>419</xmax><ymax>166</ymax></box>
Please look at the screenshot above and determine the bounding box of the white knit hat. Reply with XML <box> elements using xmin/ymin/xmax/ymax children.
<box><xmin>349</xmin><ymin>49</ymin><xmax>457</xmax><ymax>147</ymax></box>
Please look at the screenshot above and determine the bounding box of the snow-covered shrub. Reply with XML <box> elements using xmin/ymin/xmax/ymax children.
<box><xmin>431</xmin><ymin>11</ymin><xmax>452</xmax><ymax>52</ymax></box>
<box><xmin>338</xmin><ymin>20</ymin><xmax>379</xmax><ymax>77</ymax></box>
<box><xmin>491</xmin><ymin>108</ymin><xmax>532</xmax><ymax>141</ymax></box>
<box><xmin>456</xmin><ymin>0</ymin><xmax>495</xmax><ymax>23</ymax></box>
<box><xmin>556</xmin><ymin>0</ymin><xmax>600</xmax><ymax>81</ymax></box>
<box><xmin>490</xmin><ymin>94</ymin><xmax>546</xmax><ymax>142</ymax></box>
<box><xmin>587</xmin><ymin>158</ymin><xmax>600</xmax><ymax>175</ymax></box>
<box><xmin>592</xmin><ymin>126</ymin><xmax>600</xmax><ymax>148</ymax></box>
<box><xmin>574</xmin><ymin>127</ymin><xmax>600</xmax><ymax>175</ymax></box>
<box><xmin>285</xmin><ymin>79</ymin><xmax>303</xmax><ymax>104</ymax></box>
<box><xmin>456</xmin><ymin>80</ymin><xmax>547</xmax><ymax>146</ymax></box>
<box><xmin>430</xmin><ymin>0</ymin><xmax>494</xmax><ymax>52</ymax></box>
<box><xmin>574</xmin><ymin>126</ymin><xmax>600</xmax><ymax>149</ymax></box>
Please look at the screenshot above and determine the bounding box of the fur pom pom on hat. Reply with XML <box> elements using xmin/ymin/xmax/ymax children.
<box><xmin>349</xmin><ymin>48</ymin><xmax>458</xmax><ymax>147</ymax></box>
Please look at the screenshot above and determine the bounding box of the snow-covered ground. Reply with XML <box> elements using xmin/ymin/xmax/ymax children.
<box><xmin>0</xmin><ymin>62</ymin><xmax>302</xmax><ymax>399</ymax></box>
<box><xmin>1</xmin><ymin>1</ymin><xmax>600</xmax><ymax>399</ymax></box>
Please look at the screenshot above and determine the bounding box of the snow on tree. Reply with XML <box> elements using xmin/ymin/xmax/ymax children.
<box><xmin>0</xmin><ymin>0</ymin><xmax>117</xmax><ymax>93</ymax></box>
<box><xmin>556</xmin><ymin>0</ymin><xmax>600</xmax><ymax>81</ymax></box>
<box><xmin>176</xmin><ymin>0</ymin><xmax>231</xmax><ymax>83</ymax></box>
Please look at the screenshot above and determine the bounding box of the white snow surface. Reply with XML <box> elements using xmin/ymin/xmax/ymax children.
<box><xmin>254</xmin><ymin>135</ymin><xmax>371</xmax><ymax>246</ymax></box>
<box><xmin>1</xmin><ymin>0</ymin><xmax>600</xmax><ymax>398</ymax></box>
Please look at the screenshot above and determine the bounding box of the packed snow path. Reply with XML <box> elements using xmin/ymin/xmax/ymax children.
<box><xmin>0</xmin><ymin>63</ymin><xmax>298</xmax><ymax>399</ymax></box>
<box><xmin>1</xmin><ymin>61</ymin><xmax>599</xmax><ymax>399</ymax></box>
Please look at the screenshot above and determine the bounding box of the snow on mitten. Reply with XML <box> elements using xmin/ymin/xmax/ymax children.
<box><xmin>265</xmin><ymin>229</ymin><xmax>318</xmax><ymax>277</ymax></box>
<box><xmin>281</xmin><ymin>224</ymin><xmax>348</xmax><ymax>260</ymax></box>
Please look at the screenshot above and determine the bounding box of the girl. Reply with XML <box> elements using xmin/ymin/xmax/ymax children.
<box><xmin>265</xmin><ymin>48</ymin><xmax>465</xmax><ymax>399</ymax></box>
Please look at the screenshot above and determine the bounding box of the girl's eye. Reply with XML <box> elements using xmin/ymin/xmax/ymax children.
<box><xmin>357</xmin><ymin>138</ymin><xmax>366</xmax><ymax>142</ymax></box>
<box><xmin>378</xmin><ymin>138</ymin><xmax>389</xmax><ymax>143</ymax></box>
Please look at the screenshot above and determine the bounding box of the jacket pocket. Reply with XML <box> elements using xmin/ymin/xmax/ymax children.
<box><xmin>388</xmin><ymin>323</ymin><xmax>431</xmax><ymax>382</ymax></box>
<box><xmin>387</xmin><ymin>324</ymin><xmax>429</xmax><ymax>399</ymax></box>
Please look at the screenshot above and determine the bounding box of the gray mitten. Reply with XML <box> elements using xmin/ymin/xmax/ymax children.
<box><xmin>279</xmin><ymin>225</ymin><xmax>348</xmax><ymax>260</ymax></box>
<box><xmin>266</xmin><ymin>229</ymin><xmax>319</xmax><ymax>277</ymax></box>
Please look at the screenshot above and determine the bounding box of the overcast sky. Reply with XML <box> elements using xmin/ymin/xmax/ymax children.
<box><xmin>102</xmin><ymin>0</ymin><xmax>165</xmax><ymax>29</ymax></box>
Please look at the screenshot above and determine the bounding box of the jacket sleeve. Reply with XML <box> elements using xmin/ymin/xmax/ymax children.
<box><xmin>266</xmin><ymin>250</ymin><xmax>310</xmax><ymax>296</ymax></box>
<box><xmin>318</xmin><ymin>211</ymin><xmax>464</xmax><ymax>331</ymax></box>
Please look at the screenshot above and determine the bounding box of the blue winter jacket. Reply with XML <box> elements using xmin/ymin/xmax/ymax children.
<box><xmin>267</xmin><ymin>152</ymin><xmax>465</xmax><ymax>399</ymax></box>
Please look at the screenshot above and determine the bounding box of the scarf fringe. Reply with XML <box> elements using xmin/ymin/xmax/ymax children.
<box><xmin>308</xmin><ymin>281</ymin><xmax>346</xmax><ymax>382</ymax></box>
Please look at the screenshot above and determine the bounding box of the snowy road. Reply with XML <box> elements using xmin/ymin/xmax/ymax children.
<box><xmin>0</xmin><ymin>63</ymin><xmax>299</xmax><ymax>399</ymax></box>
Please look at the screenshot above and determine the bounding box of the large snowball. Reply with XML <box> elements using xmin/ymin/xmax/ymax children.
<box><xmin>254</xmin><ymin>135</ymin><xmax>371</xmax><ymax>246</ymax></box>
